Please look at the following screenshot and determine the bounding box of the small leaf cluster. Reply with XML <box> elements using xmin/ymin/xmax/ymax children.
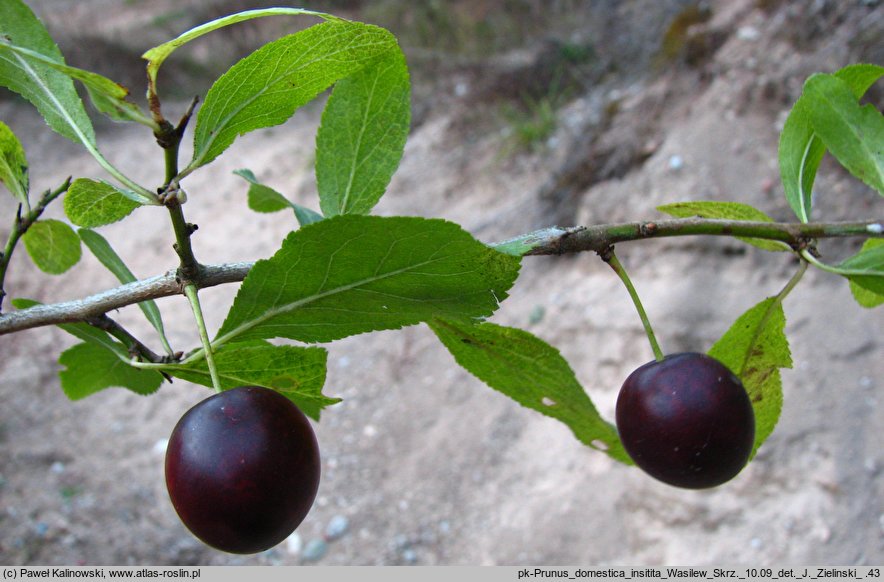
<box><xmin>778</xmin><ymin>64</ymin><xmax>884</xmax><ymax>305</ymax></box>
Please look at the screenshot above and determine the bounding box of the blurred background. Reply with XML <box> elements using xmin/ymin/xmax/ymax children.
<box><xmin>1</xmin><ymin>0</ymin><xmax>882</xmax><ymax>566</ymax></box>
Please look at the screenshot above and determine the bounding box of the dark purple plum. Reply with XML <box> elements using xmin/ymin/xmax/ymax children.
<box><xmin>165</xmin><ymin>386</ymin><xmax>320</xmax><ymax>554</ymax></box>
<box><xmin>615</xmin><ymin>352</ymin><xmax>755</xmax><ymax>489</ymax></box>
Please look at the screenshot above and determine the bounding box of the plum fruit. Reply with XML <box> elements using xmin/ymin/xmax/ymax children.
<box><xmin>615</xmin><ymin>352</ymin><xmax>755</xmax><ymax>489</ymax></box>
<box><xmin>165</xmin><ymin>386</ymin><xmax>320</xmax><ymax>553</ymax></box>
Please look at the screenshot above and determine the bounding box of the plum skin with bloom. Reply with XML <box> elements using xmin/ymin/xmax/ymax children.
<box><xmin>165</xmin><ymin>385</ymin><xmax>320</xmax><ymax>554</ymax></box>
<box><xmin>615</xmin><ymin>352</ymin><xmax>755</xmax><ymax>489</ymax></box>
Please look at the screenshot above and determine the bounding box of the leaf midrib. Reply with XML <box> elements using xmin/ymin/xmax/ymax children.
<box><xmin>338</xmin><ymin>66</ymin><xmax>383</xmax><ymax>213</ymax></box>
<box><xmin>810</xmin><ymin>81</ymin><xmax>884</xmax><ymax>187</ymax></box>
<box><xmin>796</xmin><ymin>135</ymin><xmax>815</xmax><ymax>223</ymax></box>
<box><xmin>166</xmin><ymin>364</ymin><xmax>323</xmax><ymax>393</ymax></box>
<box><xmin>10</xmin><ymin>51</ymin><xmax>94</xmax><ymax>147</ymax></box>
<box><xmin>213</xmin><ymin>250</ymin><xmax>476</xmax><ymax>347</ymax></box>
<box><xmin>71</xmin><ymin>186</ymin><xmax>124</xmax><ymax>223</ymax></box>
<box><xmin>191</xmin><ymin>25</ymin><xmax>391</xmax><ymax>171</ymax></box>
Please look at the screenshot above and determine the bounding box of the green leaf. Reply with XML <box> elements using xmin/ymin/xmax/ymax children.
<box><xmin>165</xmin><ymin>342</ymin><xmax>336</xmax><ymax>420</ymax></box>
<box><xmin>0</xmin><ymin>0</ymin><xmax>95</xmax><ymax>146</ymax></box>
<box><xmin>234</xmin><ymin>169</ymin><xmax>324</xmax><ymax>227</ymax></box>
<box><xmin>189</xmin><ymin>20</ymin><xmax>398</xmax><ymax>171</ymax></box>
<box><xmin>832</xmin><ymin>63</ymin><xmax>884</xmax><ymax>93</ymax></box>
<box><xmin>142</xmin><ymin>7</ymin><xmax>336</xmax><ymax>98</ymax></box>
<box><xmin>78</xmin><ymin>228</ymin><xmax>170</xmax><ymax>346</ymax></box>
<box><xmin>802</xmin><ymin>73</ymin><xmax>884</xmax><ymax>195</ymax></box>
<box><xmin>216</xmin><ymin>215</ymin><xmax>520</xmax><ymax>344</ymax></box>
<box><xmin>0</xmin><ymin>37</ymin><xmax>156</xmax><ymax>128</ymax></box>
<box><xmin>0</xmin><ymin>120</ymin><xmax>28</xmax><ymax>206</ymax></box>
<box><xmin>839</xmin><ymin>239</ymin><xmax>884</xmax><ymax>304</ymax></box>
<box><xmin>778</xmin><ymin>102</ymin><xmax>822</xmax><ymax>222</ymax></box>
<box><xmin>291</xmin><ymin>205</ymin><xmax>325</xmax><ymax>228</ymax></box>
<box><xmin>779</xmin><ymin>64</ymin><xmax>884</xmax><ymax>221</ymax></box>
<box><xmin>234</xmin><ymin>169</ymin><xmax>290</xmax><ymax>212</ymax></box>
<box><xmin>83</xmin><ymin>84</ymin><xmax>155</xmax><ymax>127</ymax></box>
<box><xmin>656</xmin><ymin>200</ymin><xmax>774</xmax><ymax>220</ymax></box>
<box><xmin>316</xmin><ymin>49</ymin><xmax>410</xmax><ymax>216</ymax></box>
<box><xmin>0</xmin><ymin>0</ymin><xmax>149</xmax><ymax>197</ymax></box>
<box><xmin>21</xmin><ymin>218</ymin><xmax>81</xmax><ymax>274</ymax></box>
<box><xmin>708</xmin><ymin>297</ymin><xmax>791</xmax><ymax>458</ymax></box>
<box><xmin>59</xmin><ymin>342</ymin><xmax>164</xmax><ymax>400</ymax></box>
<box><xmin>64</xmin><ymin>178</ymin><xmax>143</xmax><ymax>227</ymax></box>
<box><xmin>656</xmin><ymin>201</ymin><xmax>789</xmax><ymax>251</ymax></box>
<box><xmin>429</xmin><ymin>319</ymin><xmax>630</xmax><ymax>464</ymax></box>
<box><xmin>11</xmin><ymin>297</ymin><xmax>128</xmax><ymax>356</ymax></box>
<box><xmin>849</xmin><ymin>283</ymin><xmax>884</xmax><ymax>308</ymax></box>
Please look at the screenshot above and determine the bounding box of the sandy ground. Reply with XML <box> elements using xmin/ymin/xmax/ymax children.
<box><xmin>1</xmin><ymin>0</ymin><xmax>882</xmax><ymax>566</ymax></box>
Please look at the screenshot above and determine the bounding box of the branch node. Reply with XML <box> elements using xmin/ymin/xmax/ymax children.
<box><xmin>790</xmin><ymin>236</ymin><xmax>817</xmax><ymax>255</ymax></box>
<box><xmin>640</xmin><ymin>222</ymin><xmax>658</xmax><ymax>236</ymax></box>
<box><xmin>158</xmin><ymin>183</ymin><xmax>185</xmax><ymax>206</ymax></box>
<box><xmin>153</xmin><ymin>120</ymin><xmax>177</xmax><ymax>149</ymax></box>
<box><xmin>804</xmin><ymin>242</ymin><xmax>822</xmax><ymax>259</ymax></box>
<box><xmin>597</xmin><ymin>244</ymin><xmax>615</xmax><ymax>262</ymax></box>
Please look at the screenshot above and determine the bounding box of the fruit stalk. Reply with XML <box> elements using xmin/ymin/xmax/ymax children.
<box><xmin>602</xmin><ymin>248</ymin><xmax>665</xmax><ymax>362</ymax></box>
<box><xmin>184</xmin><ymin>284</ymin><xmax>222</xmax><ymax>393</ymax></box>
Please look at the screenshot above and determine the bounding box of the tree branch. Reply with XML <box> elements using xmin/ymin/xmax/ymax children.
<box><xmin>0</xmin><ymin>177</ymin><xmax>73</xmax><ymax>313</ymax></box>
<box><xmin>0</xmin><ymin>218</ymin><xmax>880</xmax><ymax>336</ymax></box>
<box><xmin>496</xmin><ymin>219</ymin><xmax>883</xmax><ymax>255</ymax></box>
<box><xmin>0</xmin><ymin>262</ymin><xmax>251</xmax><ymax>335</ymax></box>
<box><xmin>86</xmin><ymin>313</ymin><xmax>169</xmax><ymax>364</ymax></box>
<box><xmin>164</xmin><ymin>191</ymin><xmax>203</xmax><ymax>283</ymax></box>
<box><xmin>157</xmin><ymin>97</ymin><xmax>202</xmax><ymax>284</ymax></box>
